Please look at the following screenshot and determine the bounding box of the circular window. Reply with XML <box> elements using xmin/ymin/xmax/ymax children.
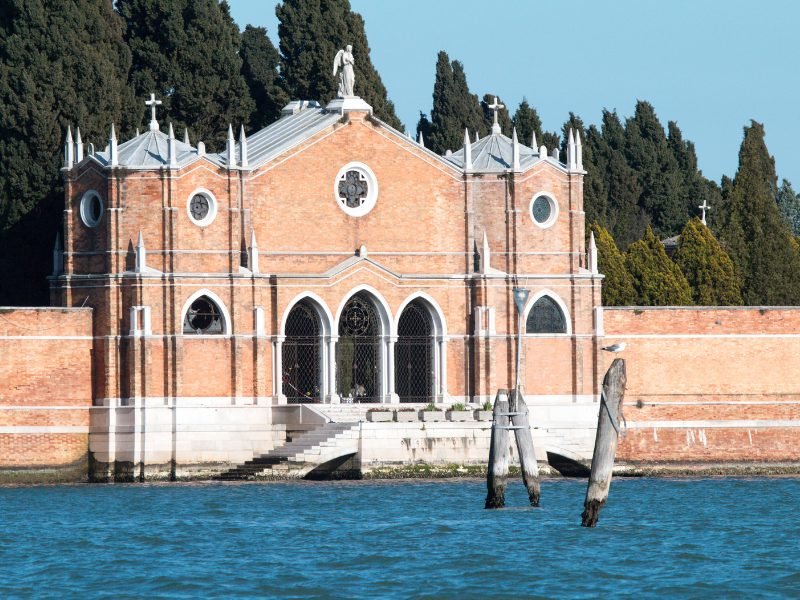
<box><xmin>530</xmin><ymin>194</ymin><xmax>558</xmax><ymax>228</ymax></box>
<box><xmin>79</xmin><ymin>190</ymin><xmax>104</xmax><ymax>228</ymax></box>
<box><xmin>186</xmin><ymin>189</ymin><xmax>217</xmax><ymax>227</ymax></box>
<box><xmin>334</xmin><ymin>162</ymin><xmax>378</xmax><ymax>217</ymax></box>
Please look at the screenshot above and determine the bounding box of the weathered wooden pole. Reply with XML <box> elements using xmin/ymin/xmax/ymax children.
<box><xmin>582</xmin><ymin>358</ymin><xmax>627</xmax><ymax>527</ymax></box>
<box><xmin>485</xmin><ymin>389</ymin><xmax>510</xmax><ymax>509</ymax></box>
<box><xmin>510</xmin><ymin>387</ymin><xmax>540</xmax><ymax>506</ymax></box>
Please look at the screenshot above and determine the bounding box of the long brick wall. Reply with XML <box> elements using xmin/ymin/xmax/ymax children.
<box><xmin>0</xmin><ymin>307</ymin><xmax>93</xmax><ymax>482</ymax></box>
<box><xmin>604</xmin><ymin>307</ymin><xmax>800</xmax><ymax>467</ymax></box>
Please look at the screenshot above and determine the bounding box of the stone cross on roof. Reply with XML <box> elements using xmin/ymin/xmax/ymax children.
<box><xmin>699</xmin><ymin>199</ymin><xmax>710</xmax><ymax>226</ymax></box>
<box><xmin>146</xmin><ymin>93</ymin><xmax>162</xmax><ymax>131</ymax></box>
<box><xmin>488</xmin><ymin>96</ymin><xmax>504</xmax><ymax>135</ymax></box>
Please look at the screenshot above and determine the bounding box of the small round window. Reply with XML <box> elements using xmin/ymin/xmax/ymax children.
<box><xmin>183</xmin><ymin>296</ymin><xmax>224</xmax><ymax>334</ymax></box>
<box><xmin>186</xmin><ymin>189</ymin><xmax>217</xmax><ymax>227</ymax></box>
<box><xmin>530</xmin><ymin>194</ymin><xmax>558</xmax><ymax>228</ymax></box>
<box><xmin>79</xmin><ymin>190</ymin><xmax>104</xmax><ymax>228</ymax></box>
<box><xmin>334</xmin><ymin>162</ymin><xmax>378</xmax><ymax>217</ymax></box>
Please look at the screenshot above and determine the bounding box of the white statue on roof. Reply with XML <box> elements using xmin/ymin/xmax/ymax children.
<box><xmin>333</xmin><ymin>45</ymin><xmax>355</xmax><ymax>98</ymax></box>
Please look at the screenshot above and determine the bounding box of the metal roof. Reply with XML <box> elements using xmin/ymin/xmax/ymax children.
<box><xmin>445</xmin><ymin>132</ymin><xmax>543</xmax><ymax>172</ymax></box>
<box><xmin>91</xmin><ymin>129</ymin><xmax>212</xmax><ymax>169</ymax></box>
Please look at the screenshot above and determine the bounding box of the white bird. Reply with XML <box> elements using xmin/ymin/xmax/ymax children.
<box><xmin>601</xmin><ymin>342</ymin><xmax>626</xmax><ymax>353</ymax></box>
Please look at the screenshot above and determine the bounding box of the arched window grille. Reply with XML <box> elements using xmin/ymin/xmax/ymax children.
<box><xmin>283</xmin><ymin>301</ymin><xmax>322</xmax><ymax>403</ymax></box>
<box><xmin>395</xmin><ymin>300</ymin><xmax>434</xmax><ymax>403</ymax></box>
<box><xmin>337</xmin><ymin>293</ymin><xmax>381</xmax><ymax>403</ymax></box>
<box><xmin>182</xmin><ymin>296</ymin><xmax>224</xmax><ymax>334</ymax></box>
<box><xmin>525</xmin><ymin>296</ymin><xmax>567</xmax><ymax>334</ymax></box>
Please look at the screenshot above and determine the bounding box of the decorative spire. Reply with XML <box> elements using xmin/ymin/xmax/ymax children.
<box><xmin>226</xmin><ymin>124</ymin><xmax>236</xmax><ymax>168</ymax></box>
<box><xmin>249</xmin><ymin>230</ymin><xmax>259</xmax><ymax>273</ymax></box>
<box><xmin>135</xmin><ymin>231</ymin><xmax>146</xmax><ymax>273</ymax></box>
<box><xmin>588</xmin><ymin>230</ymin><xmax>598</xmax><ymax>274</ymax></box>
<box><xmin>52</xmin><ymin>232</ymin><xmax>63</xmax><ymax>275</ymax></box>
<box><xmin>474</xmin><ymin>130</ymin><xmax>479</xmax><ymax>143</ymax></box>
<box><xmin>109</xmin><ymin>123</ymin><xmax>118</xmax><ymax>167</ymax></box>
<box><xmin>64</xmin><ymin>126</ymin><xmax>74</xmax><ymax>168</ymax></box>
<box><xmin>183</xmin><ymin>128</ymin><xmax>190</xmax><ymax>145</ymax></box>
<box><xmin>575</xmin><ymin>129</ymin><xmax>583</xmax><ymax>170</ymax></box>
<box><xmin>531</xmin><ymin>130</ymin><xmax>538</xmax><ymax>151</ymax></box>
<box><xmin>135</xmin><ymin>128</ymin><xmax>140</xmax><ymax>137</ymax></box>
<box><xmin>487</xmin><ymin>96</ymin><xmax>504</xmax><ymax>135</ymax></box>
<box><xmin>567</xmin><ymin>128</ymin><xmax>576</xmax><ymax>170</ymax></box>
<box><xmin>240</xmin><ymin>125</ymin><xmax>248</xmax><ymax>168</ymax></box>
<box><xmin>145</xmin><ymin>93</ymin><xmax>162</xmax><ymax>131</ymax></box>
<box><xmin>75</xmin><ymin>127</ymin><xmax>83</xmax><ymax>162</ymax></box>
<box><xmin>168</xmin><ymin>123</ymin><xmax>177</xmax><ymax>168</ymax></box>
<box><xmin>512</xmin><ymin>127</ymin><xmax>521</xmax><ymax>171</ymax></box>
<box><xmin>463</xmin><ymin>128</ymin><xmax>472</xmax><ymax>171</ymax></box>
<box><xmin>418</xmin><ymin>131</ymin><xmax>424</xmax><ymax>147</ymax></box>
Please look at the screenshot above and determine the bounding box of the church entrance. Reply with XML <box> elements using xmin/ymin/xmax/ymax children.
<box><xmin>283</xmin><ymin>301</ymin><xmax>322</xmax><ymax>403</ymax></box>
<box><xmin>395</xmin><ymin>300</ymin><xmax>434</xmax><ymax>403</ymax></box>
<box><xmin>337</xmin><ymin>293</ymin><xmax>381</xmax><ymax>402</ymax></box>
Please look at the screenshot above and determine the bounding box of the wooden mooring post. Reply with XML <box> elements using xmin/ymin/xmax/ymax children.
<box><xmin>485</xmin><ymin>389</ymin><xmax>510</xmax><ymax>509</ymax></box>
<box><xmin>581</xmin><ymin>358</ymin><xmax>627</xmax><ymax>527</ymax></box>
<box><xmin>510</xmin><ymin>388</ymin><xmax>540</xmax><ymax>506</ymax></box>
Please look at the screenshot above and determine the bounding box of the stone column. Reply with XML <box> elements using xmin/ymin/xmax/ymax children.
<box><xmin>387</xmin><ymin>335</ymin><xmax>398</xmax><ymax>404</ymax></box>
<box><xmin>327</xmin><ymin>335</ymin><xmax>339</xmax><ymax>403</ymax></box>
<box><xmin>439</xmin><ymin>338</ymin><xmax>449</xmax><ymax>400</ymax></box>
<box><xmin>273</xmin><ymin>335</ymin><xmax>286</xmax><ymax>404</ymax></box>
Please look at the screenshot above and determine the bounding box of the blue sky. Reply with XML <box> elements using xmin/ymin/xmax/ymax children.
<box><xmin>229</xmin><ymin>0</ymin><xmax>800</xmax><ymax>188</ymax></box>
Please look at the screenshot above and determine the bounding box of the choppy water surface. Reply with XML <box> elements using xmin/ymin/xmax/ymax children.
<box><xmin>1</xmin><ymin>477</ymin><xmax>799</xmax><ymax>598</ymax></box>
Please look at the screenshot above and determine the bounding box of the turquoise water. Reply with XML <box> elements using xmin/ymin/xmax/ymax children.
<box><xmin>1</xmin><ymin>477</ymin><xmax>799</xmax><ymax>598</ymax></box>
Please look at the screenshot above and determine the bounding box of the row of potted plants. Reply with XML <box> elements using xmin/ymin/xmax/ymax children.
<box><xmin>366</xmin><ymin>402</ymin><xmax>493</xmax><ymax>423</ymax></box>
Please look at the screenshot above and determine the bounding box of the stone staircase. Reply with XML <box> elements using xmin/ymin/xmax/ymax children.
<box><xmin>217</xmin><ymin>421</ymin><xmax>360</xmax><ymax>480</ymax></box>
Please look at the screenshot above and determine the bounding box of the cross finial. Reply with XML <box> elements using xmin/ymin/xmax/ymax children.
<box><xmin>699</xmin><ymin>199</ymin><xmax>710</xmax><ymax>226</ymax></box>
<box><xmin>488</xmin><ymin>96</ymin><xmax>504</xmax><ymax>134</ymax></box>
<box><xmin>145</xmin><ymin>93</ymin><xmax>162</xmax><ymax>131</ymax></box>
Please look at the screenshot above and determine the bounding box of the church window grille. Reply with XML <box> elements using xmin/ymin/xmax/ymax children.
<box><xmin>283</xmin><ymin>301</ymin><xmax>322</xmax><ymax>404</ymax></box>
<box><xmin>183</xmin><ymin>296</ymin><xmax>224</xmax><ymax>334</ymax></box>
<box><xmin>334</xmin><ymin>162</ymin><xmax>378</xmax><ymax>217</ymax></box>
<box><xmin>395</xmin><ymin>301</ymin><xmax>434</xmax><ymax>403</ymax></box>
<box><xmin>186</xmin><ymin>189</ymin><xmax>217</xmax><ymax>227</ymax></box>
<box><xmin>530</xmin><ymin>194</ymin><xmax>558</xmax><ymax>228</ymax></box>
<box><xmin>337</xmin><ymin>293</ymin><xmax>381</xmax><ymax>402</ymax></box>
<box><xmin>526</xmin><ymin>296</ymin><xmax>567</xmax><ymax>334</ymax></box>
<box><xmin>79</xmin><ymin>190</ymin><xmax>104</xmax><ymax>228</ymax></box>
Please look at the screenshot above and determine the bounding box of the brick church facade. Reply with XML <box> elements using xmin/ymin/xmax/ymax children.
<box><xmin>2</xmin><ymin>93</ymin><xmax>799</xmax><ymax>482</ymax></box>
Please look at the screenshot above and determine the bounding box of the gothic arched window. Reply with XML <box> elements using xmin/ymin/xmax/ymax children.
<box><xmin>525</xmin><ymin>296</ymin><xmax>567</xmax><ymax>334</ymax></box>
<box><xmin>183</xmin><ymin>295</ymin><xmax>224</xmax><ymax>334</ymax></box>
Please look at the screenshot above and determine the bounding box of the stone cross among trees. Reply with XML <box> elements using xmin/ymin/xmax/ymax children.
<box><xmin>699</xmin><ymin>199</ymin><xmax>710</xmax><ymax>226</ymax></box>
<box><xmin>146</xmin><ymin>93</ymin><xmax>162</xmax><ymax>131</ymax></box>
<box><xmin>488</xmin><ymin>96</ymin><xmax>504</xmax><ymax>134</ymax></box>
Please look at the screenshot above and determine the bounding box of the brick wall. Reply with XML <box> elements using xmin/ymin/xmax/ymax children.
<box><xmin>0</xmin><ymin>307</ymin><xmax>93</xmax><ymax>481</ymax></box>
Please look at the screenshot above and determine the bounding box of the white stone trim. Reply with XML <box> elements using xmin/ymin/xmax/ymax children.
<box><xmin>523</xmin><ymin>288</ymin><xmax>572</xmax><ymax>335</ymax></box>
<box><xmin>333</xmin><ymin>161</ymin><xmax>378</xmax><ymax>217</ymax></box>
<box><xmin>186</xmin><ymin>187</ymin><xmax>218</xmax><ymax>227</ymax></box>
<box><xmin>79</xmin><ymin>189</ymin><xmax>104</xmax><ymax>228</ymax></box>
<box><xmin>179</xmin><ymin>289</ymin><xmax>231</xmax><ymax>335</ymax></box>
<box><xmin>529</xmin><ymin>191</ymin><xmax>559</xmax><ymax>229</ymax></box>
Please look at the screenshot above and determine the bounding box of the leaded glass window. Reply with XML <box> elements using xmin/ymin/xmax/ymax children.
<box><xmin>189</xmin><ymin>194</ymin><xmax>210</xmax><ymax>221</ymax></box>
<box><xmin>525</xmin><ymin>296</ymin><xmax>566</xmax><ymax>334</ymax></box>
<box><xmin>338</xmin><ymin>170</ymin><xmax>369</xmax><ymax>208</ymax></box>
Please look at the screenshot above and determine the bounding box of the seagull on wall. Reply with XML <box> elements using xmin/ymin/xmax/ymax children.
<box><xmin>601</xmin><ymin>342</ymin><xmax>627</xmax><ymax>353</ymax></box>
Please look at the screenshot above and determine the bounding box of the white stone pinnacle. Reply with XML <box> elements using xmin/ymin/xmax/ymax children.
<box><xmin>240</xmin><ymin>125</ymin><xmax>248</xmax><ymax>168</ymax></box>
<box><xmin>512</xmin><ymin>127</ymin><xmax>521</xmax><ymax>171</ymax></box>
<box><xmin>183</xmin><ymin>128</ymin><xmax>190</xmax><ymax>145</ymax></box>
<box><xmin>75</xmin><ymin>127</ymin><xmax>83</xmax><ymax>162</ymax></box>
<box><xmin>463</xmin><ymin>128</ymin><xmax>472</xmax><ymax>171</ymax></box>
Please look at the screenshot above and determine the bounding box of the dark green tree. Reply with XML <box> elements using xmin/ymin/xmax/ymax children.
<box><xmin>480</xmin><ymin>93</ymin><xmax>512</xmax><ymax>136</ymax></box>
<box><xmin>667</xmin><ymin>120</ymin><xmax>720</xmax><ymax>227</ymax></box>
<box><xmin>589</xmin><ymin>223</ymin><xmax>636</xmax><ymax>306</ymax></box>
<box><xmin>776</xmin><ymin>179</ymin><xmax>800</xmax><ymax>236</ymax></box>
<box><xmin>419</xmin><ymin>51</ymin><xmax>484</xmax><ymax>155</ymax></box>
<box><xmin>717</xmin><ymin>121</ymin><xmax>800</xmax><ymax>305</ymax></box>
<box><xmin>0</xmin><ymin>0</ymin><xmax>135</xmax><ymax>303</ymax></box>
<box><xmin>512</xmin><ymin>98</ymin><xmax>543</xmax><ymax>148</ymax></box>
<box><xmin>559</xmin><ymin>112</ymin><xmax>585</xmax><ymax>161</ymax></box>
<box><xmin>276</xmin><ymin>0</ymin><xmax>401</xmax><ymax>129</ymax></box>
<box><xmin>118</xmin><ymin>0</ymin><xmax>254</xmax><ymax>149</ymax></box>
<box><xmin>241</xmin><ymin>24</ymin><xmax>288</xmax><ymax>129</ymax></box>
<box><xmin>625</xmin><ymin>225</ymin><xmax>693</xmax><ymax>305</ymax></box>
<box><xmin>541</xmin><ymin>131</ymin><xmax>561</xmax><ymax>152</ymax></box>
<box><xmin>675</xmin><ymin>218</ymin><xmax>742</xmax><ymax>305</ymax></box>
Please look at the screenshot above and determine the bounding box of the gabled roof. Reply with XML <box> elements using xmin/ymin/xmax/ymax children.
<box><xmin>91</xmin><ymin>128</ymin><xmax>215</xmax><ymax>169</ymax></box>
<box><xmin>446</xmin><ymin>131</ymin><xmax>542</xmax><ymax>172</ymax></box>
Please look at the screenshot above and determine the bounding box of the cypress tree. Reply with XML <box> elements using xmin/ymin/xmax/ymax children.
<box><xmin>480</xmin><ymin>93</ymin><xmax>512</xmax><ymax>136</ymax></box>
<box><xmin>559</xmin><ymin>112</ymin><xmax>585</xmax><ymax>160</ymax></box>
<box><xmin>625</xmin><ymin>225</ymin><xmax>693</xmax><ymax>306</ymax></box>
<box><xmin>718</xmin><ymin>121</ymin><xmax>800</xmax><ymax>305</ymax></box>
<box><xmin>776</xmin><ymin>179</ymin><xmax>800</xmax><ymax>236</ymax></box>
<box><xmin>276</xmin><ymin>0</ymin><xmax>402</xmax><ymax>129</ymax></box>
<box><xmin>241</xmin><ymin>24</ymin><xmax>288</xmax><ymax>130</ymax></box>
<box><xmin>541</xmin><ymin>131</ymin><xmax>561</xmax><ymax>152</ymax></box>
<box><xmin>583</xmin><ymin>124</ymin><xmax>609</xmax><ymax>228</ymax></box>
<box><xmin>0</xmin><ymin>0</ymin><xmax>135</xmax><ymax>303</ymax></box>
<box><xmin>512</xmin><ymin>98</ymin><xmax>543</xmax><ymax>147</ymax></box>
<box><xmin>675</xmin><ymin>218</ymin><xmax>742</xmax><ymax>305</ymax></box>
<box><xmin>589</xmin><ymin>223</ymin><xmax>636</xmax><ymax>306</ymax></box>
<box><xmin>118</xmin><ymin>0</ymin><xmax>254</xmax><ymax>150</ymax></box>
<box><xmin>420</xmin><ymin>51</ymin><xmax>484</xmax><ymax>155</ymax></box>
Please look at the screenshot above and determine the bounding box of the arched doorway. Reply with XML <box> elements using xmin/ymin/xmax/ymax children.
<box><xmin>395</xmin><ymin>300</ymin><xmax>434</xmax><ymax>403</ymax></box>
<box><xmin>337</xmin><ymin>293</ymin><xmax>381</xmax><ymax>402</ymax></box>
<box><xmin>283</xmin><ymin>301</ymin><xmax>322</xmax><ymax>403</ymax></box>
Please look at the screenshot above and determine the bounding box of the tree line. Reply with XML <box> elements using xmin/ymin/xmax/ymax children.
<box><xmin>1</xmin><ymin>0</ymin><xmax>798</xmax><ymax>307</ymax></box>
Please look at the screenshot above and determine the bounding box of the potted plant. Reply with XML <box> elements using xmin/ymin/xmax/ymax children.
<box><xmin>447</xmin><ymin>402</ymin><xmax>473</xmax><ymax>422</ymax></box>
<box><xmin>394</xmin><ymin>407</ymin><xmax>418</xmax><ymax>422</ymax></box>
<box><xmin>419</xmin><ymin>402</ymin><xmax>445</xmax><ymax>422</ymax></box>
<box><xmin>366</xmin><ymin>407</ymin><xmax>393</xmax><ymax>422</ymax></box>
<box><xmin>475</xmin><ymin>400</ymin><xmax>493</xmax><ymax>421</ymax></box>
